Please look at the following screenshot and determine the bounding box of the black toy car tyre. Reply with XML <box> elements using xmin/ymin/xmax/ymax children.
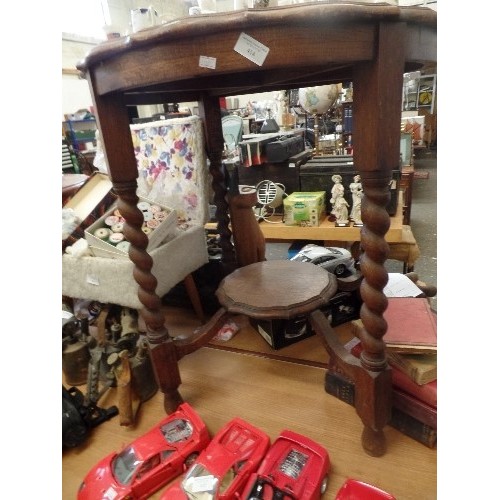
<box><xmin>334</xmin><ymin>264</ymin><xmax>346</xmax><ymax>276</ymax></box>
<box><xmin>184</xmin><ymin>452</ymin><xmax>199</xmax><ymax>468</ymax></box>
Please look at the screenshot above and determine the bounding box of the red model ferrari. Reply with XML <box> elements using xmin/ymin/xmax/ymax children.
<box><xmin>240</xmin><ymin>429</ymin><xmax>331</xmax><ymax>499</ymax></box>
<box><xmin>77</xmin><ymin>403</ymin><xmax>210</xmax><ymax>500</ymax></box>
<box><xmin>160</xmin><ymin>417</ymin><xmax>270</xmax><ymax>499</ymax></box>
<box><xmin>335</xmin><ymin>478</ymin><xmax>396</xmax><ymax>499</ymax></box>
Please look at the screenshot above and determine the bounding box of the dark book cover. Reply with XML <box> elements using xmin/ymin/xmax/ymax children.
<box><xmin>392</xmin><ymin>387</ymin><xmax>437</xmax><ymax>430</ymax></box>
<box><xmin>325</xmin><ymin>370</ymin><xmax>437</xmax><ymax>448</ymax></box>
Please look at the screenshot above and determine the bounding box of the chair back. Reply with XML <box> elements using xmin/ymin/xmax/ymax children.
<box><xmin>131</xmin><ymin>115</ymin><xmax>210</xmax><ymax>225</ymax></box>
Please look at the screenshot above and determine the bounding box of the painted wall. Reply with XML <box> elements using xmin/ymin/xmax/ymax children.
<box><xmin>62</xmin><ymin>35</ymin><xmax>99</xmax><ymax>118</ymax></box>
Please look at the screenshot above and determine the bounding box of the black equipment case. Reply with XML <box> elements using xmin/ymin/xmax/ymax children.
<box><xmin>299</xmin><ymin>155</ymin><xmax>400</xmax><ymax>215</ymax></box>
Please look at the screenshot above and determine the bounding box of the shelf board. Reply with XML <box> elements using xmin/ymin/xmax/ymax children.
<box><xmin>254</xmin><ymin>192</ymin><xmax>404</xmax><ymax>244</ymax></box>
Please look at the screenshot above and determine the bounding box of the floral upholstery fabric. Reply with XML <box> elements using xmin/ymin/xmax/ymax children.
<box><xmin>131</xmin><ymin>116</ymin><xmax>210</xmax><ymax>225</ymax></box>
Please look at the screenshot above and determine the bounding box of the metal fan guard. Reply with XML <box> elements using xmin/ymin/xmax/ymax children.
<box><xmin>257</xmin><ymin>181</ymin><xmax>278</xmax><ymax>205</ymax></box>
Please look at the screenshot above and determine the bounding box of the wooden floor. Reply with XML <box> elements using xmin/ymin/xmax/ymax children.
<box><xmin>62</xmin><ymin>306</ymin><xmax>437</xmax><ymax>500</ymax></box>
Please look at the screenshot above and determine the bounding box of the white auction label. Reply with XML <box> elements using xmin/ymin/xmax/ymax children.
<box><xmin>103</xmin><ymin>486</ymin><xmax>118</xmax><ymax>499</ymax></box>
<box><xmin>199</xmin><ymin>55</ymin><xmax>217</xmax><ymax>69</ymax></box>
<box><xmin>234</xmin><ymin>32</ymin><xmax>269</xmax><ymax>66</ymax></box>
<box><xmin>188</xmin><ymin>475</ymin><xmax>216</xmax><ymax>492</ymax></box>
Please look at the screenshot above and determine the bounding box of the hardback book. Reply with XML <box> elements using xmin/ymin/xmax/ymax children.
<box><xmin>388</xmin><ymin>351</ymin><xmax>437</xmax><ymax>385</ymax></box>
<box><xmin>347</xmin><ymin>338</ymin><xmax>437</xmax><ymax>408</ymax></box>
<box><xmin>392</xmin><ymin>368</ymin><xmax>437</xmax><ymax>408</ymax></box>
<box><xmin>325</xmin><ymin>369</ymin><xmax>437</xmax><ymax>448</ymax></box>
<box><xmin>392</xmin><ymin>386</ymin><xmax>437</xmax><ymax>429</ymax></box>
<box><xmin>383</xmin><ymin>297</ymin><xmax>437</xmax><ymax>354</ymax></box>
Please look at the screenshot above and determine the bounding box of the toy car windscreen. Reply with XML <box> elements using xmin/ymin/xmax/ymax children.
<box><xmin>112</xmin><ymin>446</ymin><xmax>140</xmax><ymax>485</ymax></box>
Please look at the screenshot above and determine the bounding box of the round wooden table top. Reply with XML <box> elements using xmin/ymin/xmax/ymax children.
<box><xmin>216</xmin><ymin>260</ymin><xmax>338</xmax><ymax>320</ymax></box>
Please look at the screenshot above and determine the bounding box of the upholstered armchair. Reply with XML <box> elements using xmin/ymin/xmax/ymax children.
<box><xmin>62</xmin><ymin>116</ymin><xmax>211</xmax><ymax>320</ymax></box>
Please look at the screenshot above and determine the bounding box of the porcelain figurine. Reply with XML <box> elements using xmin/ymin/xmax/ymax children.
<box><xmin>349</xmin><ymin>174</ymin><xmax>363</xmax><ymax>226</ymax></box>
<box><xmin>333</xmin><ymin>195</ymin><xmax>350</xmax><ymax>226</ymax></box>
<box><xmin>330</xmin><ymin>174</ymin><xmax>344</xmax><ymax>215</ymax></box>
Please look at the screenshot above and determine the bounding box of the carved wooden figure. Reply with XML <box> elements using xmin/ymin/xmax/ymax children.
<box><xmin>227</xmin><ymin>185</ymin><xmax>267</xmax><ymax>268</ymax></box>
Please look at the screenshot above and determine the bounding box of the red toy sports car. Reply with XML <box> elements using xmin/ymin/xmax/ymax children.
<box><xmin>240</xmin><ymin>429</ymin><xmax>331</xmax><ymax>499</ymax></box>
<box><xmin>160</xmin><ymin>416</ymin><xmax>270</xmax><ymax>499</ymax></box>
<box><xmin>335</xmin><ymin>478</ymin><xmax>396</xmax><ymax>499</ymax></box>
<box><xmin>77</xmin><ymin>402</ymin><xmax>210</xmax><ymax>500</ymax></box>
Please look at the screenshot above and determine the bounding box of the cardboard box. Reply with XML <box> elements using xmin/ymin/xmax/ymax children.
<box><xmin>63</xmin><ymin>172</ymin><xmax>177</xmax><ymax>259</ymax></box>
<box><xmin>283</xmin><ymin>191</ymin><xmax>325</xmax><ymax>227</ymax></box>
<box><xmin>401</xmin><ymin>115</ymin><xmax>425</xmax><ymax>146</ymax></box>
<box><xmin>316</xmin><ymin>291</ymin><xmax>361</xmax><ymax>330</ymax></box>
<box><xmin>252</xmin><ymin>289</ymin><xmax>360</xmax><ymax>350</ymax></box>
<box><xmin>63</xmin><ymin>172</ymin><xmax>117</xmax><ymax>250</ymax></box>
<box><xmin>85</xmin><ymin>197</ymin><xmax>177</xmax><ymax>259</ymax></box>
<box><xmin>251</xmin><ymin>315</ymin><xmax>314</xmax><ymax>350</ymax></box>
<box><xmin>325</xmin><ymin>290</ymin><xmax>362</xmax><ymax>327</ymax></box>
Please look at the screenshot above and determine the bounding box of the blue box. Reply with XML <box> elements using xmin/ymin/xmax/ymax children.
<box><xmin>287</xmin><ymin>240</ymin><xmax>316</xmax><ymax>259</ymax></box>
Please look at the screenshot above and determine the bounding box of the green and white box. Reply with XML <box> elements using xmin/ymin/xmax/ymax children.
<box><xmin>283</xmin><ymin>191</ymin><xmax>326</xmax><ymax>227</ymax></box>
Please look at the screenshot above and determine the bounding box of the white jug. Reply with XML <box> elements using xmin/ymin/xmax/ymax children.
<box><xmin>131</xmin><ymin>6</ymin><xmax>158</xmax><ymax>33</ymax></box>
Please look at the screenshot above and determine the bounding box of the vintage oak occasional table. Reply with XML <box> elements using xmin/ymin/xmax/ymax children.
<box><xmin>76</xmin><ymin>2</ymin><xmax>436</xmax><ymax>456</ymax></box>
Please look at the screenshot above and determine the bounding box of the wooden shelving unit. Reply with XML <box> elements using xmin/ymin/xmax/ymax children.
<box><xmin>402</xmin><ymin>73</ymin><xmax>437</xmax><ymax>115</ymax></box>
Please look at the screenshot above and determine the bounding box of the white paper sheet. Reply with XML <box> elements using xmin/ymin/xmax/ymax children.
<box><xmin>383</xmin><ymin>273</ymin><xmax>423</xmax><ymax>297</ymax></box>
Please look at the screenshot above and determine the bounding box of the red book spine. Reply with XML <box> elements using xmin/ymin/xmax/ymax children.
<box><xmin>393</xmin><ymin>388</ymin><xmax>437</xmax><ymax>429</ymax></box>
<box><xmin>392</xmin><ymin>369</ymin><xmax>437</xmax><ymax>409</ymax></box>
<box><xmin>349</xmin><ymin>340</ymin><xmax>437</xmax><ymax>408</ymax></box>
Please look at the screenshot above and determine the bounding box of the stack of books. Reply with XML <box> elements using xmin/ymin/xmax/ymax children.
<box><xmin>325</xmin><ymin>297</ymin><xmax>437</xmax><ymax>448</ymax></box>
